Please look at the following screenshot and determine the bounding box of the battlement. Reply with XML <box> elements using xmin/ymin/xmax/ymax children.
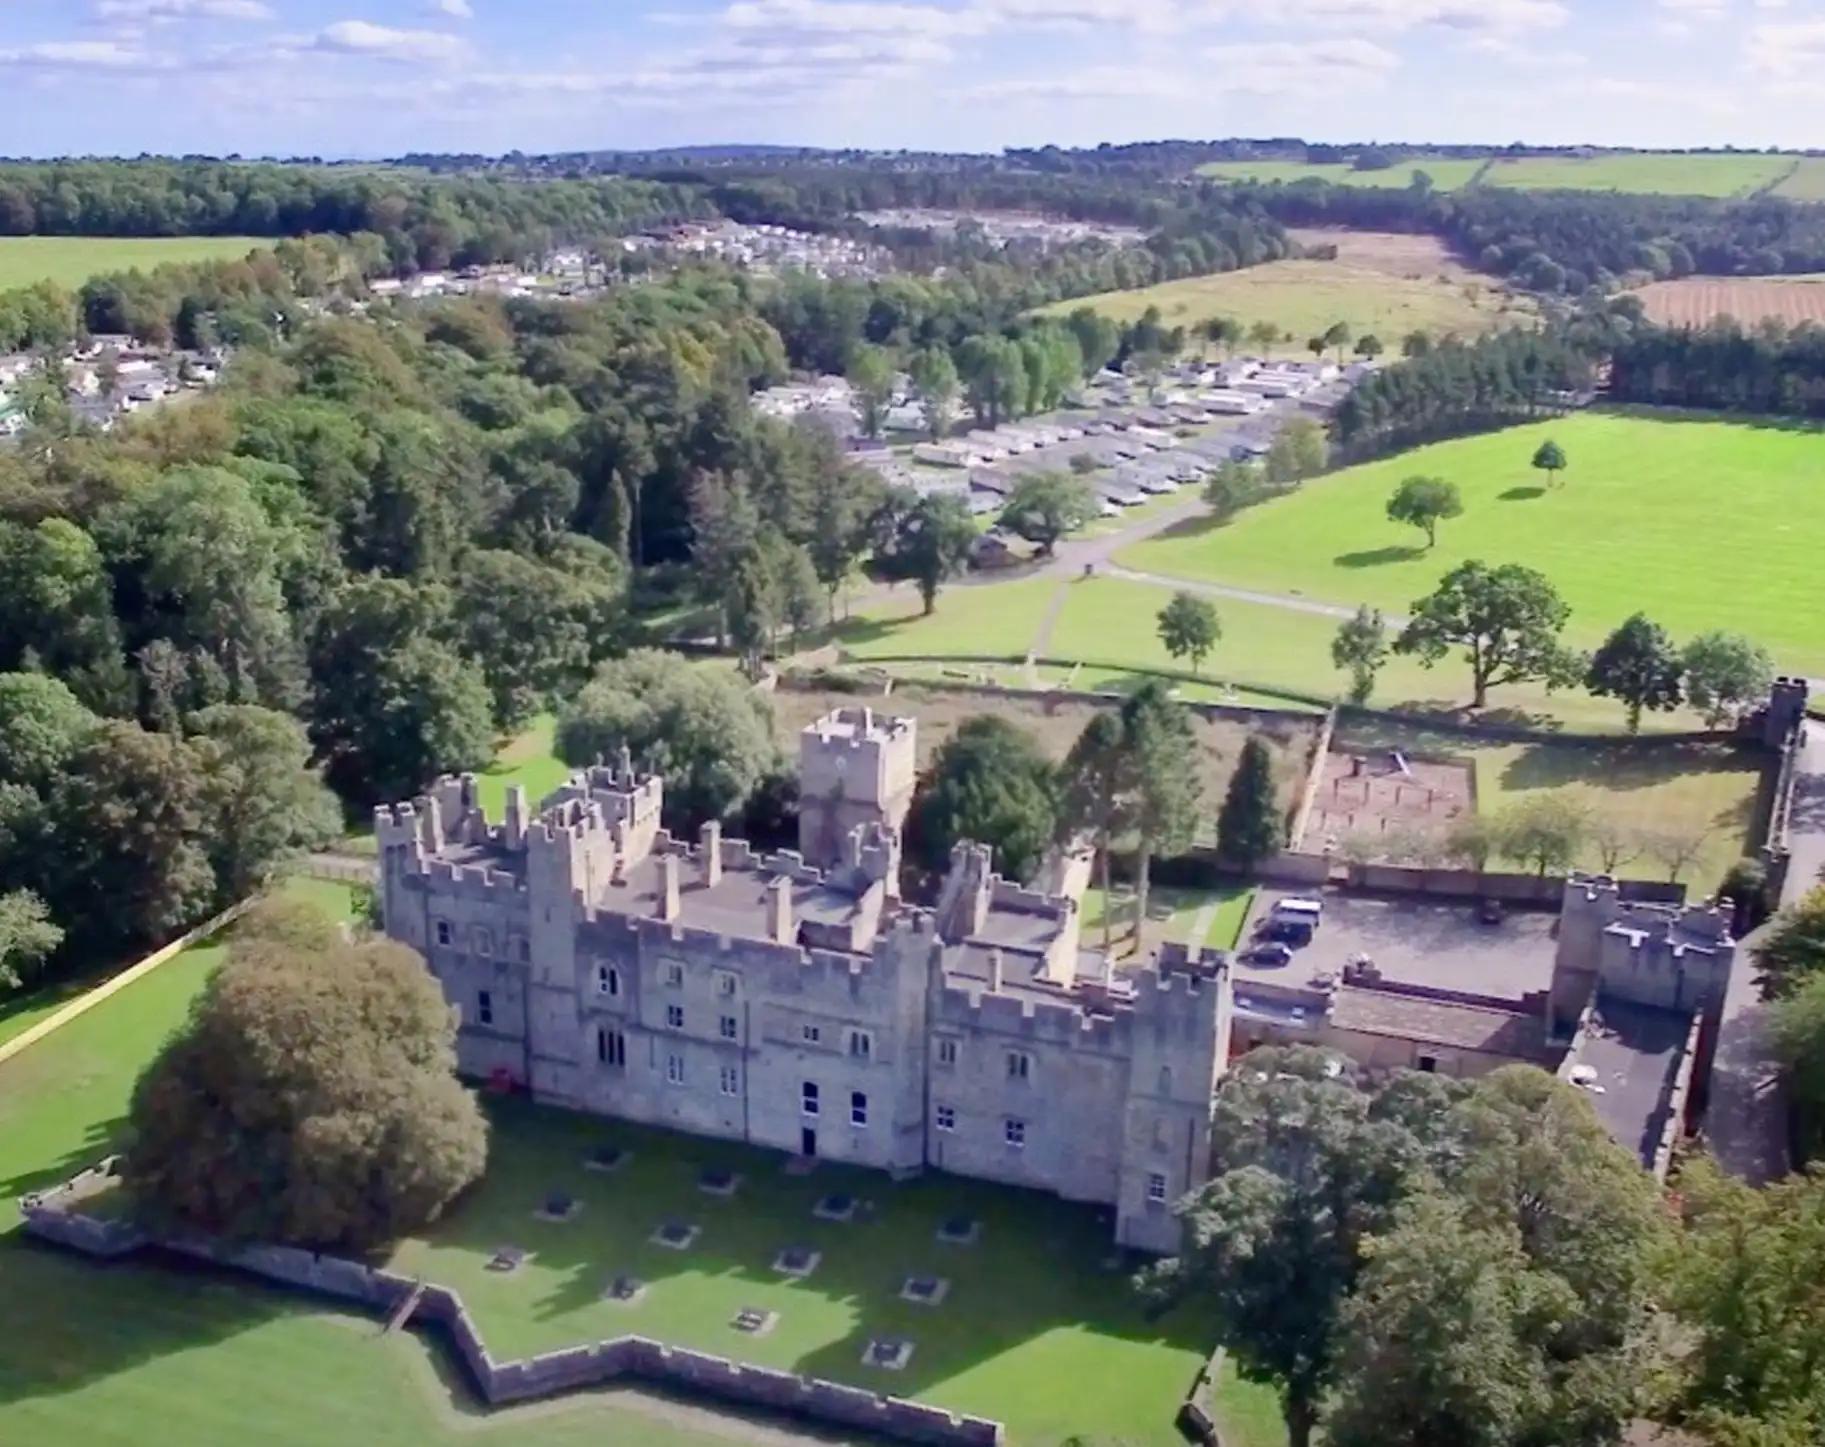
<box><xmin>934</xmin><ymin>979</ymin><xmax>1134</xmax><ymax>1050</ymax></box>
<box><xmin>1563</xmin><ymin>873</ymin><xmax>1733</xmax><ymax>947</ymax></box>
<box><xmin>798</xmin><ymin>707</ymin><xmax>916</xmax><ymax>869</ymax></box>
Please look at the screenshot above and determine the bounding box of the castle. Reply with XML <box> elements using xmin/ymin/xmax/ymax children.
<box><xmin>377</xmin><ymin>707</ymin><xmax>1743</xmax><ymax>1248</ymax></box>
<box><xmin>375</xmin><ymin>707</ymin><xmax>1227</xmax><ymax>1253</ymax></box>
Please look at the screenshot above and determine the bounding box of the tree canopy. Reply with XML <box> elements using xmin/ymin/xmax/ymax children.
<box><xmin>124</xmin><ymin>897</ymin><xmax>487</xmax><ymax>1251</ymax></box>
<box><xmin>908</xmin><ymin>716</ymin><xmax>1059</xmax><ymax>884</ymax></box>
<box><xmin>1395</xmin><ymin>560</ymin><xmax>1576</xmax><ymax>709</ymax></box>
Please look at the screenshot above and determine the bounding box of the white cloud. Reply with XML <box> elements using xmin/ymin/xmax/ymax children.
<box><xmin>312</xmin><ymin>20</ymin><xmax>470</xmax><ymax>64</ymax></box>
<box><xmin>94</xmin><ymin>0</ymin><xmax>272</xmax><ymax>18</ymax></box>
<box><xmin>720</xmin><ymin>0</ymin><xmax>990</xmax><ymax>38</ymax></box>
<box><xmin>967</xmin><ymin>64</ymin><xmax>1191</xmax><ymax>99</ymax></box>
<box><xmin>426</xmin><ymin>0</ymin><xmax>474</xmax><ymax>16</ymax></box>
<box><xmin>1203</xmin><ymin>36</ymin><xmax>1400</xmax><ymax>93</ymax></box>
<box><xmin>1281</xmin><ymin>0</ymin><xmax>1567</xmax><ymax>35</ymax></box>
<box><xmin>1745</xmin><ymin>16</ymin><xmax>1825</xmax><ymax>75</ymax></box>
<box><xmin>0</xmin><ymin>39</ymin><xmax>172</xmax><ymax>71</ymax></box>
<box><xmin>979</xmin><ymin>0</ymin><xmax>1181</xmax><ymax>29</ymax></box>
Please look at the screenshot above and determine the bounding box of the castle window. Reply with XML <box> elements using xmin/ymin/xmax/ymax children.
<box><xmin>666</xmin><ymin>1053</ymin><xmax>685</xmax><ymax>1085</ymax></box>
<box><xmin>720</xmin><ymin>1066</ymin><xmax>740</xmax><ymax>1097</ymax></box>
<box><xmin>666</xmin><ymin>1004</ymin><xmax>684</xmax><ymax>1030</ymax></box>
<box><xmin>596</xmin><ymin>964</ymin><xmax>620</xmax><ymax>997</ymax></box>
<box><xmin>1007</xmin><ymin>1050</ymin><xmax>1032</xmax><ymax>1081</ymax></box>
<box><xmin>935</xmin><ymin>1036</ymin><xmax>958</xmax><ymax>1068</ymax></box>
<box><xmin>598</xmin><ymin>1027</ymin><xmax>626</xmax><ymax>1068</ymax></box>
<box><xmin>801</xmin><ymin>1081</ymin><xmax>820</xmax><ymax>1117</ymax></box>
<box><xmin>517</xmin><ymin>937</ymin><xmax>530</xmax><ymax>963</ymax></box>
<box><xmin>716</xmin><ymin>971</ymin><xmax>738</xmax><ymax>997</ymax></box>
<box><xmin>801</xmin><ymin>1023</ymin><xmax>822</xmax><ymax>1045</ymax></box>
<box><xmin>476</xmin><ymin>990</ymin><xmax>493</xmax><ymax>1027</ymax></box>
<box><xmin>474</xmin><ymin>928</ymin><xmax>492</xmax><ymax>958</ymax></box>
<box><xmin>719</xmin><ymin>1015</ymin><xmax>738</xmax><ymax>1040</ymax></box>
<box><xmin>435</xmin><ymin>920</ymin><xmax>452</xmax><ymax>947</ymax></box>
<box><xmin>847</xmin><ymin>1029</ymin><xmax>874</xmax><ymax>1060</ymax></box>
<box><xmin>1417</xmin><ymin>1054</ymin><xmax>1439</xmax><ymax>1074</ymax></box>
<box><xmin>850</xmin><ymin>1091</ymin><xmax>868</xmax><ymax>1128</ymax></box>
<box><xmin>935</xmin><ymin>1104</ymin><xmax>956</xmax><ymax>1132</ymax></box>
<box><xmin>1004</xmin><ymin>1118</ymin><xmax>1026</xmax><ymax>1149</ymax></box>
<box><xmin>1147</xmin><ymin>1172</ymin><xmax>1168</xmax><ymax>1205</ymax></box>
<box><xmin>665</xmin><ymin>962</ymin><xmax>684</xmax><ymax>988</ymax></box>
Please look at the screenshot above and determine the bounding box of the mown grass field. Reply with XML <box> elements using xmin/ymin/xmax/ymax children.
<box><xmin>1195</xmin><ymin>158</ymin><xmax>1486</xmax><ymax>190</ymax></box>
<box><xmin>1482</xmin><ymin>153</ymin><xmax>1791</xmax><ymax>197</ymax></box>
<box><xmin>1116</xmin><ymin>411</ymin><xmax>1825</xmax><ymax>675</ymax></box>
<box><xmin>0</xmin><ymin>235</ymin><xmax>265</xmax><ymax>291</ymax></box>
<box><xmin>1033</xmin><ymin>258</ymin><xmax>1527</xmax><ymax>343</ymax></box>
<box><xmin>390</xmin><ymin>1101</ymin><xmax>1248</xmax><ymax>1445</ymax></box>
<box><xmin>1772</xmin><ymin>157</ymin><xmax>1825</xmax><ymax>201</ymax></box>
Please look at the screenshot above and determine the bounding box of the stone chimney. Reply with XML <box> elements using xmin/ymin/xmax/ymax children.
<box><xmin>987</xmin><ymin>948</ymin><xmax>1004</xmax><ymax>993</ymax></box>
<box><xmin>766</xmin><ymin>875</ymin><xmax>794</xmax><ymax>945</ymax></box>
<box><xmin>700</xmin><ymin>821</ymin><xmax>723</xmax><ymax>886</ymax></box>
<box><xmin>504</xmin><ymin>785</ymin><xmax>528</xmax><ymax>850</ymax></box>
<box><xmin>657</xmin><ymin>853</ymin><xmax>681</xmax><ymax>923</ymax></box>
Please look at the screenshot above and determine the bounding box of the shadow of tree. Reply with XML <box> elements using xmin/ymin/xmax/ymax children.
<box><xmin>1497</xmin><ymin>486</ymin><xmax>1546</xmax><ymax>501</ymax></box>
<box><xmin>1334</xmin><ymin>545</ymin><xmax>1424</xmax><ymax>569</ymax></box>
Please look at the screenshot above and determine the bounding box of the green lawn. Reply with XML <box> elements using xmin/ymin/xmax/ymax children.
<box><xmin>391</xmin><ymin>1100</ymin><xmax>1212</xmax><ymax>1445</ymax></box>
<box><xmin>1117</xmin><ymin>411</ymin><xmax>1825</xmax><ymax>676</ymax></box>
<box><xmin>1033</xmin><ymin>259</ymin><xmax>1525</xmax><ymax>343</ymax></box>
<box><xmin>0</xmin><ymin>235</ymin><xmax>266</xmax><ymax>291</ymax></box>
<box><xmin>1082</xmin><ymin>885</ymin><xmax>1255</xmax><ymax>955</ymax></box>
<box><xmin>0</xmin><ymin>877</ymin><xmax>757</xmax><ymax>1447</ymax></box>
<box><xmin>1482</xmin><ymin>153</ymin><xmax>1790</xmax><ymax>198</ymax></box>
<box><xmin>841</xmin><ymin>575</ymin><xmax>1063</xmax><ymax>663</ymax></box>
<box><xmin>1195</xmin><ymin>158</ymin><xmax>1486</xmax><ymax>191</ymax></box>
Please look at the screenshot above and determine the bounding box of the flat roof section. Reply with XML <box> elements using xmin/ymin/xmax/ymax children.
<box><xmin>1565</xmin><ymin>996</ymin><xmax>1694</xmax><ymax>1169</ymax></box>
<box><xmin>1237</xmin><ymin>892</ymin><xmax>1560</xmax><ymax>1005</ymax></box>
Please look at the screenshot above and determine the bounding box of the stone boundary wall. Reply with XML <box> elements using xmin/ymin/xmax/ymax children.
<box><xmin>1286</xmin><ymin>707</ymin><xmax>1340</xmax><ymax>851</ymax></box>
<box><xmin>1335</xmin><ymin>703</ymin><xmax>1743</xmax><ymax>750</ymax></box>
<box><xmin>21</xmin><ymin>1176</ymin><xmax>1003</xmax><ymax>1447</ymax></box>
<box><xmin>0</xmin><ymin>895</ymin><xmax>261</xmax><ymax>1071</ymax></box>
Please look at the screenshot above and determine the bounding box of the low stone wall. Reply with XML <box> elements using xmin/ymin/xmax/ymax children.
<box><xmin>21</xmin><ymin>1179</ymin><xmax>1003</xmax><ymax>1447</ymax></box>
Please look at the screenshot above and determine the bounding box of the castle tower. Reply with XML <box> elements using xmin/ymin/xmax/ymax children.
<box><xmin>796</xmin><ymin>707</ymin><xmax>916</xmax><ymax>870</ymax></box>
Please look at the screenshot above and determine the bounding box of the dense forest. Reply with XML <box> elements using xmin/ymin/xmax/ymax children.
<box><xmin>1608</xmin><ymin>316</ymin><xmax>1825</xmax><ymax>414</ymax></box>
<box><xmin>0</xmin><ymin>160</ymin><xmax>708</xmax><ymax>268</ymax></box>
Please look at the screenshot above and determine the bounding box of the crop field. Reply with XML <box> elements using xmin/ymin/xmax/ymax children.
<box><xmin>1033</xmin><ymin>257</ymin><xmax>1528</xmax><ymax>344</ymax></box>
<box><xmin>0</xmin><ymin>235</ymin><xmax>265</xmax><ymax>291</ymax></box>
<box><xmin>1630</xmin><ymin>275</ymin><xmax>1825</xmax><ymax>328</ymax></box>
<box><xmin>1195</xmin><ymin>157</ymin><xmax>1486</xmax><ymax>191</ymax></box>
<box><xmin>1772</xmin><ymin>157</ymin><xmax>1825</xmax><ymax>201</ymax></box>
<box><xmin>1116</xmin><ymin>411</ymin><xmax>1825</xmax><ymax>676</ymax></box>
<box><xmin>1480</xmin><ymin>153</ymin><xmax>1791</xmax><ymax>197</ymax></box>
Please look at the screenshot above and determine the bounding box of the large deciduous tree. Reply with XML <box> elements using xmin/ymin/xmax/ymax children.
<box><xmin>557</xmin><ymin>650</ymin><xmax>780</xmax><ymax>832</ymax></box>
<box><xmin>908</xmin><ymin>345</ymin><xmax>959</xmax><ymax>441</ymax></box>
<box><xmin>1121</xmin><ymin>684</ymin><xmax>1202</xmax><ymax>941</ymax></box>
<box><xmin>1682</xmin><ymin>631</ymin><xmax>1775</xmax><ymax>730</ymax></box>
<box><xmin>1395</xmin><ymin>560</ymin><xmax>1575</xmax><ymax>709</ymax></box>
<box><xmin>0</xmin><ymin>889</ymin><xmax>62</xmax><ymax>993</ymax></box>
<box><xmin>1157</xmin><ymin>592</ymin><xmax>1221</xmax><ymax>676</ymax></box>
<box><xmin>998</xmin><ymin>472</ymin><xmax>1097</xmax><ymax>556</ymax></box>
<box><xmin>845</xmin><ymin>343</ymin><xmax>895</xmax><ymax>440</ymax></box>
<box><xmin>189</xmin><ymin>705</ymin><xmax>341</xmax><ymax>899</ymax></box>
<box><xmin>1758</xmin><ymin>887</ymin><xmax>1825</xmax><ymax>999</ymax></box>
<box><xmin>1531</xmin><ymin>438</ymin><xmax>1567</xmax><ymax>488</ymax></box>
<box><xmin>1585</xmin><ymin>613</ymin><xmax>1683</xmax><ymax>733</ymax></box>
<box><xmin>1059</xmin><ymin>711</ymin><xmax>1137</xmax><ymax>953</ymax></box>
<box><xmin>1385</xmin><ymin>475</ymin><xmax>1463</xmax><ymax>549</ymax></box>
<box><xmin>878</xmin><ymin>492</ymin><xmax>975</xmax><ymax>615</ymax></box>
<box><xmin>908</xmin><ymin>716</ymin><xmax>1059</xmax><ymax>884</ymax></box>
<box><xmin>124</xmin><ymin>898</ymin><xmax>487</xmax><ymax>1251</ymax></box>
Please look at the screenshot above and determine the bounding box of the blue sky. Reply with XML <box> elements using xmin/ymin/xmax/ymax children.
<box><xmin>0</xmin><ymin>0</ymin><xmax>1820</xmax><ymax>158</ymax></box>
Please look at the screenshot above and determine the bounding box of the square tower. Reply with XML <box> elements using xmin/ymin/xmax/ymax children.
<box><xmin>797</xmin><ymin>707</ymin><xmax>916</xmax><ymax>871</ymax></box>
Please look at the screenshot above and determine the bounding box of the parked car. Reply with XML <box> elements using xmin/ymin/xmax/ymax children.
<box><xmin>1247</xmin><ymin>941</ymin><xmax>1294</xmax><ymax>967</ymax></box>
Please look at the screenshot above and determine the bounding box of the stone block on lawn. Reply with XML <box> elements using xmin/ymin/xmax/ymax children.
<box><xmin>864</xmin><ymin>1336</ymin><xmax>915</xmax><ymax>1371</ymax></box>
<box><xmin>899</xmin><ymin>1274</ymin><xmax>951</xmax><ymax>1306</ymax></box>
<box><xmin>486</xmin><ymin>1244</ymin><xmax>531</xmax><ymax>1273</ymax></box>
<box><xmin>604</xmin><ymin>1273</ymin><xmax>646</xmax><ymax>1304</ymax></box>
<box><xmin>731</xmin><ymin>1307</ymin><xmax>778</xmax><ymax>1336</ymax></box>
<box><xmin>698</xmin><ymin>1167</ymin><xmax>741</xmax><ymax>1197</ymax></box>
<box><xmin>813</xmin><ymin>1192</ymin><xmax>857</xmax><ymax>1223</ymax></box>
<box><xmin>650</xmin><ymin>1219</ymin><xmax>701</xmax><ymax>1251</ymax></box>
<box><xmin>771</xmin><ymin>1245</ymin><xmax>821</xmax><ymax>1278</ymax></box>
<box><xmin>535</xmin><ymin>1190</ymin><xmax>581</xmax><ymax>1222</ymax></box>
<box><xmin>583</xmin><ymin>1146</ymin><xmax>627</xmax><ymax>1174</ymax></box>
<box><xmin>936</xmin><ymin>1215</ymin><xmax>981</xmax><ymax>1246</ymax></box>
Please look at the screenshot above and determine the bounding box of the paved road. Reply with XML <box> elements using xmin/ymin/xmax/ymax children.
<box><xmin>1779</xmin><ymin>721</ymin><xmax>1825</xmax><ymax>908</ymax></box>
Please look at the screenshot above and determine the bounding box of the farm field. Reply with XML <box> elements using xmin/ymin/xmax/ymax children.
<box><xmin>1630</xmin><ymin>274</ymin><xmax>1825</xmax><ymax>328</ymax></box>
<box><xmin>0</xmin><ymin>235</ymin><xmax>264</xmax><ymax>291</ymax></box>
<box><xmin>1772</xmin><ymin>157</ymin><xmax>1825</xmax><ymax>201</ymax></box>
<box><xmin>1033</xmin><ymin>257</ymin><xmax>1527</xmax><ymax>344</ymax></box>
<box><xmin>1481</xmin><ymin>153</ymin><xmax>1790</xmax><ymax>197</ymax></box>
<box><xmin>1195</xmin><ymin>157</ymin><xmax>1485</xmax><ymax>190</ymax></box>
<box><xmin>1115</xmin><ymin>411</ymin><xmax>1825</xmax><ymax>676</ymax></box>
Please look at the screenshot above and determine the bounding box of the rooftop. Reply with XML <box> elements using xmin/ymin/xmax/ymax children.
<box><xmin>1564</xmin><ymin>995</ymin><xmax>1694</xmax><ymax>1169</ymax></box>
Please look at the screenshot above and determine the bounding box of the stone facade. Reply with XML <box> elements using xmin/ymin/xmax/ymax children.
<box><xmin>377</xmin><ymin>711</ymin><xmax>1224</xmax><ymax>1253</ymax></box>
